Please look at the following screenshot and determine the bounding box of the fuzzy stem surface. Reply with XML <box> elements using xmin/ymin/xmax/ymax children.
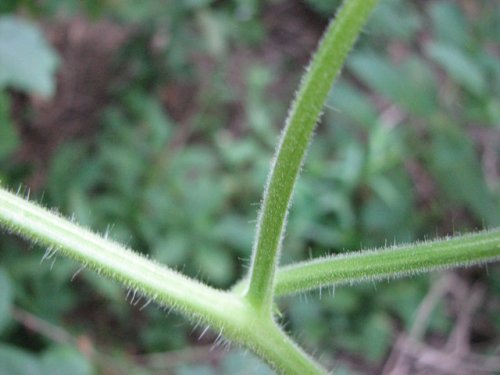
<box><xmin>274</xmin><ymin>228</ymin><xmax>500</xmax><ymax>296</ymax></box>
<box><xmin>0</xmin><ymin>188</ymin><xmax>241</xmax><ymax>326</ymax></box>
<box><xmin>245</xmin><ymin>0</ymin><xmax>379</xmax><ymax>312</ymax></box>
<box><xmin>0</xmin><ymin>187</ymin><xmax>328</xmax><ymax>373</ymax></box>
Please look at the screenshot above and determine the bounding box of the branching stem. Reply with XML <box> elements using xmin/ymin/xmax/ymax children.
<box><xmin>2</xmin><ymin>0</ymin><xmax>499</xmax><ymax>374</ymax></box>
<box><xmin>0</xmin><ymin>187</ymin><xmax>324</xmax><ymax>374</ymax></box>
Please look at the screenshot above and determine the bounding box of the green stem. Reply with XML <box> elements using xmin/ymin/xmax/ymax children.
<box><xmin>0</xmin><ymin>187</ymin><xmax>239</xmax><ymax>327</ymax></box>
<box><xmin>244</xmin><ymin>319</ymin><xmax>326</xmax><ymax>375</ymax></box>
<box><xmin>244</xmin><ymin>0</ymin><xmax>379</xmax><ymax>312</ymax></box>
<box><xmin>0</xmin><ymin>187</ymin><xmax>327</xmax><ymax>374</ymax></box>
<box><xmin>274</xmin><ymin>228</ymin><xmax>500</xmax><ymax>296</ymax></box>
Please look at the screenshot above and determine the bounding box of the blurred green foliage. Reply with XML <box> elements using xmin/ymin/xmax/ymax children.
<box><xmin>0</xmin><ymin>344</ymin><xmax>93</xmax><ymax>375</ymax></box>
<box><xmin>0</xmin><ymin>0</ymin><xmax>499</xmax><ymax>373</ymax></box>
<box><xmin>0</xmin><ymin>15</ymin><xmax>59</xmax><ymax>97</ymax></box>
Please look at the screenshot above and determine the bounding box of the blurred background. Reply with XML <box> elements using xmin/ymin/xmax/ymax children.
<box><xmin>0</xmin><ymin>0</ymin><xmax>499</xmax><ymax>374</ymax></box>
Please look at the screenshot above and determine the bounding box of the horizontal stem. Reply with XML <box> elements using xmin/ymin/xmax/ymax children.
<box><xmin>0</xmin><ymin>187</ymin><xmax>327</xmax><ymax>373</ymax></box>
<box><xmin>274</xmin><ymin>229</ymin><xmax>500</xmax><ymax>296</ymax></box>
<box><xmin>0</xmin><ymin>187</ymin><xmax>243</xmax><ymax>328</ymax></box>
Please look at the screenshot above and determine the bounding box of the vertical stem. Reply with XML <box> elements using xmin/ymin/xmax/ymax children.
<box><xmin>244</xmin><ymin>0</ymin><xmax>379</xmax><ymax>311</ymax></box>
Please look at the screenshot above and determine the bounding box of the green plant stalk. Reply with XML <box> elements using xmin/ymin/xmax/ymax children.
<box><xmin>0</xmin><ymin>1</ymin><xmax>382</xmax><ymax>372</ymax></box>
<box><xmin>274</xmin><ymin>228</ymin><xmax>500</xmax><ymax>296</ymax></box>
<box><xmin>0</xmin><ymin>187</ymin><xmax>326</xmax><ymax>374</ymax></box>
<box><xmin>4</xmin><ymin>0</ymin><xmax>497</xmax><ymax>373</ymax></box>
<box><xmin>2</xmin><ymin>188</ymin><xmax>500</xmax><ymax>374</ymax></box>
<box><xmin>0</xmin><ymin>188</ymin><xmax>238</xmax><ymax>326</ymax></box>
<box><xmin>240</xmin><ymin>318</ymin><xmax>326</xmax><ymax>375</ymax></box>
<box><xmin>244</xmin><ymin>0</ymin><xmax>379</xmax><ymax>312</ymax></box>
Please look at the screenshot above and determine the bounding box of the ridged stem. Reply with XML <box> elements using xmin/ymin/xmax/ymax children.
<box><xmin>274</xmin><ymin>229</ymin><xmax>500</xmax><ymax>296</ymax></box>
<box><xmin>244</xmin><ymin>0</ymin><xmax>379</xmax><ymax>312</ymax></box>
<box><xmin>0</xmin><ymin>187</ymin><xmax>241</xmax><ymax>326</ymax></box>
<box><xmin>0</xmin><ymin>186</ymin><xmax>326</xmax><ymax>374</ymax></box>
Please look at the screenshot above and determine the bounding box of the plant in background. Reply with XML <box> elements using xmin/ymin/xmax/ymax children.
<box><xmin>0</xmin><ymin>0</ymin><xmax>499</xmax><ymax>373</ymax></box>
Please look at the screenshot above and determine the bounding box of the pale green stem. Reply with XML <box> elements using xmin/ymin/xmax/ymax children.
<box><xmin>243</xmin><ymin>318</ymin><xmax>326</xmax><ymax>375</ymax></box>
<box><xmin>0</xmin><ymin>187</ymin><xmax>240</xmax><ymax>326</ymax></box>
<box><xmin>0</xmin><ymin>187</ymin><xmax>327</xmax><ymax>374</ymax></box>
<box><xmin>244</xmin><ymin>0</ymin><xmax>379</xmax><ymax>312</ymax></box>
<box><xmin>274</xmin><ymin>228</ymin><xmax>500</xmax><ymax>296</ymax></box>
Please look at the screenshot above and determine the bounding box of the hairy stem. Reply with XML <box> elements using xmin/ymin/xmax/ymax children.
<box><xmin>244</xmin><ymin>0</ymin><xmax>379</xmax><ymax>312</ymax></box>
<box><xmin>274</xmin><ymin>228</ymin><xmax>500</xmax><ymax>296</ymax></box>
<box><xmin>246</xmin><ymin>319</ymin><xmax>326</xmax><ymax>375</ymax></box>
<box><xmin>0</xmin><ymin>188</ymin><xmax>240</xmax><ymax>326</ymax></box>
<box><xmin>0</xmin><ymin>187</ymin><xmax>328</xmax><ymax>374</ymax></box>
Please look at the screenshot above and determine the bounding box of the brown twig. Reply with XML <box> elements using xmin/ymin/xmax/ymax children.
<box><xmin>383</xmin><ymin>273</ymin><xmax>497</xmax><ymax>375</ymax></box>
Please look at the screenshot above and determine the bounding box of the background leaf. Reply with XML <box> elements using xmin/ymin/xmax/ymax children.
<box><xmin>40</xmin><ymin>346</ymin><xmax>93</xmax><ymax>375</ymax></box>
<box><xmin>426</xmin><ymin>42</ymin><xmax>486</xmax><ymax>96</ymax></box>
<box><xmin>0</xmin><ymin>267</ymin><xmax>13</xmax><ymax>333</ymax></box>
<box><xmin>0</xmin><ymin>344</ymin><xmax>42</xmax><ymax>375</ymax></box>
<box><xmin>0</xmin><ymin>15</ymin><xmax>59</xmax><ymax>97</ymax></box>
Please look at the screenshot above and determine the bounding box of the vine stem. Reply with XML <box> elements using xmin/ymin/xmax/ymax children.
<box><xmin>244</xmin><ymin>0</ymin><xmax>379</xmax><ymax>312</ymax></box>
<box><xmin>0</xmin><ymin>187</ymin><xmax>324</xmax><ymax>374</ymax></box>
<box><xmin>274</xmin><ymin>228</ymin><xmax>500</xmax><ymax>296</ymax></box>
<box><xmin>0</xmin><ymin>0</ymin><xmax>385</xmax><ymax>373</ymax></box>
<box><xmin>0</xmin><ymin>187</ymin><xmax>239</xmax><ymax>325</ymax></box>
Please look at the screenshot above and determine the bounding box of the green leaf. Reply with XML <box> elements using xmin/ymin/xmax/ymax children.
<box><xmin>430</xmin><ymin>2</ymin><xmax>470</xmax><ymax>49</ymax></box>
<box><xmin>304</xmin><ymin>0</ymin><xmax>342</xmax><ymax>16</ymax></box>
<box><xmin>153</xmin><ymin>234</ymin><xmax>189</xmax><ymax>266</ymax></box>
<box><xmin>195</xmin><ymin>246</ymin><xmax>234</xmax><ymax>286</ymax></box>
<box><xmin>0</xmin><ymin>91</ymin><xmax>19</xmax><ymax>160</ymax></box>
<box><xmin>361</xmin><ymin>176</ymin><xmax>414</xmax><ymax>245</ymax></box>
<box><xmin>426</xmin><ymin>42</ymin><xmax>486</xmax><ymax>96</ymax></box>
<box><xmin>40</xmin><ymin>346</ymin><xmax>92</xmax><ymax>375</ymax></box>
<box><xmin>0</xmin><ymin>344</ymin><xmax>41</xmax><ymax>375</ymax></box>
<box><xmin>367</xmin><ymin>0</ymin><xmax>422</xmax><ymax>41</ymax></box>
<box><xmin>429</xmin><ymin>119</ymin><xmax>500</xmax><ymax>226</ymax></box>
<box><xmin>378</xmin><ymin>280</ymin><xmax>426</xmax><ymax>327</ymax></box>
<box><xmin>221</xmin><ymin>350</ymin><xmax>275</xmax><ymax>375</ymax></box>
<box><xmin>360</xmin><ymin>313</ymin><xmax>391</xmax><ymax>361</ymax></box>
<box><xmin>327</xmin><ymin>82</ymin><xmax>378</xmax><ymax>128</ymax></box>
<box><xmin>0</xmin><ymin>267</ymin><xmax>13</xmax><ymax>333</ymax></box>
<box><xmin>214</xmin><ymin>215</ymin><xmax>253</xmax><ymax>255</ymax></box>
<box><xmin>348</xmin><ymin>52</ymin><xmax>437</xmax><ymax>116</ymax></box>
<box><xmin>0</xmin><ymin>16</ymin><xmax>59</xmax><ymax>97</ymax></box>
<box><xmin>176</xmin><ymin>365</ymin><xmax>216</xmax><ymax>375</ymax></box>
